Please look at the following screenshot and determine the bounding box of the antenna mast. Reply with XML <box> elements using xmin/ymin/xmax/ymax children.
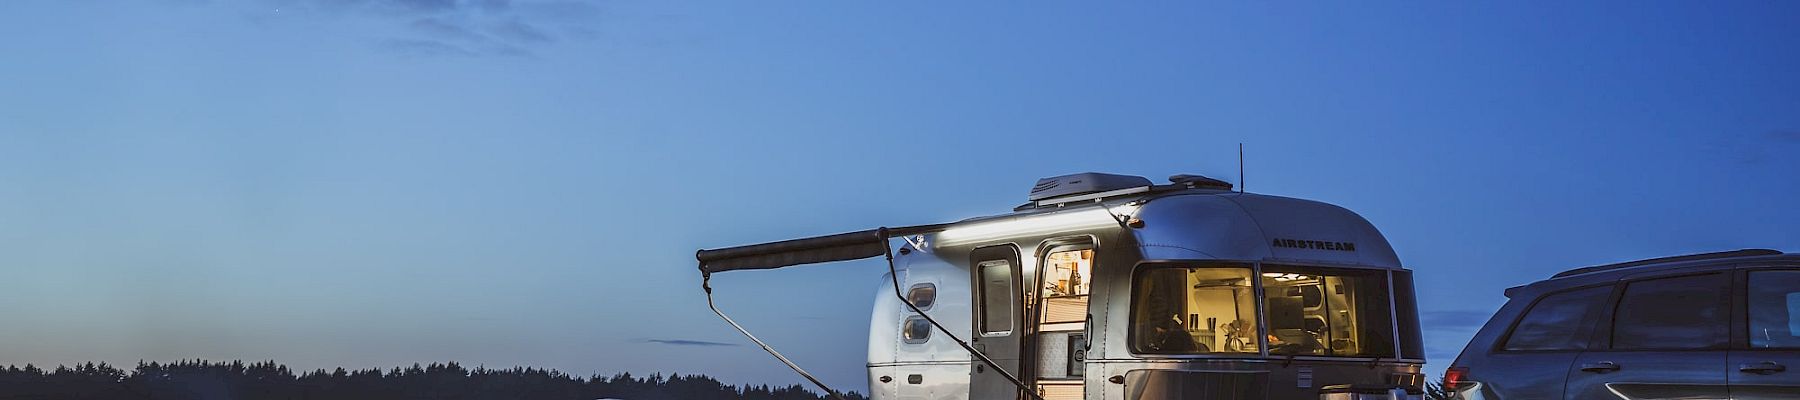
<box><xmin>1238</xmin><ymin>143</ymin><xmax>1245</xmax><ymax>193</ymax></box>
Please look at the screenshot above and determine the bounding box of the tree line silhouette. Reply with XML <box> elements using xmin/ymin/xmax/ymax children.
<box><xmin>0</xmin><ymin>360</ymin><xmax>868</xmax><ymax>400</ymax></box>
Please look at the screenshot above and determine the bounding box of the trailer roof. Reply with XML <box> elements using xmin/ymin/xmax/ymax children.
<box><xmin>697</xmin><ymin>172</ymin><xmax>1400</xmax><ymax>273</ymax></box>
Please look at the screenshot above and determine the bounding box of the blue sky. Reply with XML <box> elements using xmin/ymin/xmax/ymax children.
<box><xmin>2</xmin><ymin>0</ymin><xmax>1797</xmax><ymax>393</ymax></box>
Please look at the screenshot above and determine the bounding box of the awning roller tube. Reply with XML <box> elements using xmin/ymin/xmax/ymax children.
<box><xmin>695</xmin><ymin>224</ymin><xmax>949</xmax><ymax>274</ymax></box>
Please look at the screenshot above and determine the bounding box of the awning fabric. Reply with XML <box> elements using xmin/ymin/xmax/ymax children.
<box><xmin>696</xmin><ymin>224</ymin><xmax>948</xmax><ymax>274</ymax></box>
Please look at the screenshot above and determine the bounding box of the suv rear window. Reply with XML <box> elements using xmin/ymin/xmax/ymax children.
<box><xmin>1611</xmin><ymin>273</ymin><xmax>1729</xmax><ymax>350</ymax></box>
<box><xmin>1503</xmin><ymin>286</ymin><xmax>1611</xmax><ymax>351</ymax></box>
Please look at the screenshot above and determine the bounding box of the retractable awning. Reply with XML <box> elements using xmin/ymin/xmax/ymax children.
<box><xmin>692</xmin><ymin>221</ymin><xmax>1039</xmax><ymax>400</ymax></box>
<box><xmin>695</xmin><ymin>224</ymin><xmax>949</xmax><ymax>274</ymax></box>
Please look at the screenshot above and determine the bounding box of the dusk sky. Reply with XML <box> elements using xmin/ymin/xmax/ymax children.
<box><xmin>2</xmin><ymin>0</ymin><xmax>1798</xmax><ymax>393</ymax></box>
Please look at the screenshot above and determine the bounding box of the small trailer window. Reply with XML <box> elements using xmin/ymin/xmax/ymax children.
<box><xmin>907</xmin><ymin>283</ymin><xmax>937</xmax><ymax>311</ymax></box>
<box><xmin>903</xmin><ymin>316</ymin><xmax>931</xmax><ymax>344</ymax></box>
<box><xmin>1130</xmin><ymin>266</ymin><xmax>1261</xmax><ymax>354</ymax></box>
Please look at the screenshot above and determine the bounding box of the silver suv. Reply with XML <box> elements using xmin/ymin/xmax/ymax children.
<box><xmin>1445</xmin><ymin>249</ymin><xmax>1798</xmax><ymax>400</ymax></box>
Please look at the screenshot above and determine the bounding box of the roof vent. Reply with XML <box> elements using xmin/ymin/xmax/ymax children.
<box><xmin>1027</xmin><ymin>172</ymin><xmax>1153</xmax><ymax>201</ymax></box>
<box><xmin>1169</xmin><ymin>174</ymin><xmax>1233</xmax><ymax>190</ymax></box>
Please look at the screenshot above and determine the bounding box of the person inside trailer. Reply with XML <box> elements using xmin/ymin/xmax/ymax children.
<box><xmin>1136</xmin><ymin>269</ymin><xmax>1205</xmax><ymax>353</ymax></box>
<box><xmin>1146</xmin><ymin>317</ymin><xmax>1205</xmax><ymax>353</ymax></box>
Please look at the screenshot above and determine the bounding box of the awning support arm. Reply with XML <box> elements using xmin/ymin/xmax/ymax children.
<box><xmin>702</xmin><ymin>272</ymin><xmax>848</xmax><ymax>400</ymax></box>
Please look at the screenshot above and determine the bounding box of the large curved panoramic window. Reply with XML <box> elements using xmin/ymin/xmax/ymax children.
<box><xmin>1131</xmin><ymin>266</ymin><xmax>1261</xmax><ymax>354</ymax></box>
<box><xmin>1131</xmin><ymin>264</ymin><xmax>1403</xmax><ymax>358</ymax></box>
<box><xmin>1261</xmin><ymin>266</ymin><xmax>1396</xmax><ymax>357</ymax></box>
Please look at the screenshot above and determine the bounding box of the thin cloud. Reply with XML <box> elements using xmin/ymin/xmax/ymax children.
<box><xmin>1421</xmin><ymin>310</ymin><xmax>1491</xmax><ymax>331</ymax></box>
<box><xmin>410</xmin><ymin>17</ymin><xmax>485</xmax><ymax>42</ymax></box>
<box><xmin>393</xmin><ymin>0</ymin><xmax>458</xmax><ymax>11</ymax></box>
<box><xmin>492</xmin><ymin>19</ymin><xmax>553</xmax><ymax>43</ymax></box>
<box><xmin>644</xmin><ymin>339</ymin><xmax>740</xmax><ymax>347</ymax></box>
<box><xmin>1723</xmin><ymin>130</ymin><xmax>1800</xmax><ymax>165</ymax></box>
<box><xmin>290</xmin><ymin>0</ymin><xmax>458</xmax><ymax>13</ymax></box>
<box><xmin>1771</xmin><ymin>130</ymin><xmax>1800</xmax><ymax>143</ymax></box>
<box><xmin>247</xmin><ymin>0</ymin><xmax>587</xmax><ymax>57</ymax></box>
<box><xmin>1425</xmin><ymin>344</ymin><xmax>1469</xmax><ymax>364</ymax></box>
<box><xmin>380</xmin><ymin>39</ymin><xmax>476</xmax><ymax>57</ymax></box>
<box><xmin>471</xmin><ymin>0</ymin><xmax>509</xmax><ymax>13</ymax></box>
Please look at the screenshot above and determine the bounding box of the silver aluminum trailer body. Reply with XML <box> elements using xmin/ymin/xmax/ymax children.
<box><xmin>698</xmin><ymin>173</ymin><xmax>1425</xmax><ymax>400</ymax></box>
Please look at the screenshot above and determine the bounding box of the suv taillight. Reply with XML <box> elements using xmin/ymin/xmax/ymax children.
<box><xmin>1443</xmin><ymin>366</ymin><xmax>1468</xmax><ymax>391</ymax></box>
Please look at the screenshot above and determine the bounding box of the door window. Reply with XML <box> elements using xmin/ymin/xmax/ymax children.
<box><xmin>1041</xmin><ymin>248</ymin><xmax>1093</xmax><ymax>323</ymax></box>
<box><xmin>1502</xmin><ymin>286</ymin><xmax>1611</xmax><ymax>351</ymax></box>
<box><xmin>977</xmin><ymin>259</ymin><xmax>1016</xmax><ymax>335</ymax></box>
<box><xmin>1610</xmin><ymin>273</ymin><xmax>1729</xmax><ymax>350</ymax></box>
<box><xmin>1748</xmin><ymin>270</ymin><xmax>1800</xmax><ymax>349</ymax></box>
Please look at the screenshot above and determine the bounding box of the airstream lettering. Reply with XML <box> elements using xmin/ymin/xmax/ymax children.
<box><xmin>1271</xmin><ymin>238</ymin><xmax>1357</xmax><ymax>252</ymax></box>
<box><xmin>696</xmin><ymin>172</ymin><xmax>1426</xmax><ymax>399</ymax></box>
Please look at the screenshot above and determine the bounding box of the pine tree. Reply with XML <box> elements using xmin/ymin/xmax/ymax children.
<box><xmin>0</xmin><ymin>359</ymin><xmax>864</xmax><ymax>400</ymax></box>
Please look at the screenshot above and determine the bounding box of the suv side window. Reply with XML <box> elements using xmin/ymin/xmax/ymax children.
<box><xmin>1748</xmin><ymin>270</ymin><xmax>1800</xmax><ymax>349</ymax></box>
<box><xmin>1611</xmin><ymin>273</ymin><xmax>1730</xmax><ymax>350</ymax></box>
<box><xmin>1503</xmin><ymin>286</ymin><xmax>1612</xmax><ymax>351</ymax></box>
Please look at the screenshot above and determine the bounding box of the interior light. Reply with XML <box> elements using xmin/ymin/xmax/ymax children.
<box><xmin>1261</xmin><ymin>273</ymin><xmax>1310</xmax><ymax>282</ymax></box>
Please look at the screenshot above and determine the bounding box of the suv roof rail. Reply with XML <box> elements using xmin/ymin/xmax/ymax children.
<box><xmin>1551</xmin><ymin>249</ymin><xmax>1784</xmax><ymax>278</ymax></box>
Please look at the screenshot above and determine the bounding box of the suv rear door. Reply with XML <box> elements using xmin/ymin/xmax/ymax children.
<box><xmin>1730</xmin><ymin>266</ymin><xmax>1800</xmax><ymax>399</ymax></box>
<box><xmin>1565</xmin><ymin>271</ymin><xmax>1733</xmax><ymax>399</ymax></box>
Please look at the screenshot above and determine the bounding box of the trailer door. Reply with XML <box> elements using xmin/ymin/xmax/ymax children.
<box><xmin>970</xmin><ymin>245</ymin><xmax>1025</xmax><ymax>400</ymax></box>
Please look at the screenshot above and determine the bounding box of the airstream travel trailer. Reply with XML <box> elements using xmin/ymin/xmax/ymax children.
<box><xmin>696</xmin><ymin>173</ymin><xmax>1426</xmax><ymax>400</ymax></box>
